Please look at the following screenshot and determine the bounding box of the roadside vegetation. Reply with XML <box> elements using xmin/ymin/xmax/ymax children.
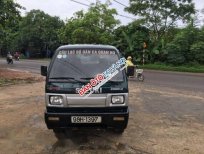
<box><xmin>0</xmin><ymin>0</ymin><xmax>204</xmax><ymax>72</ymax></box>
<box><xmin>142</xmin><ymin>63</ymin><xmax>204</xmax><ymax>73</ymax></box>
<box><xmin>0</xmin><ymin>68</ymin><xmax>43</xmax><ymax>86</ymax></box>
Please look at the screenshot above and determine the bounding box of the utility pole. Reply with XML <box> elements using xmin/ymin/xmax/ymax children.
<box><xmin>143</xmin><ymin>42</ymin><xmax>147</xmax><ymax>65</ymax></box>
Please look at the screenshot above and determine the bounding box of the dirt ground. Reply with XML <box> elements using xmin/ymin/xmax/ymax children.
<box><xmin>0</xmin><ymin>68</ymin><xmax>43</xmax><ymax>86</ymax></box>
<box><xmin>0</xmin><ymin>68</ymin><xmax>40</xmax><ymax>80</ymax></box>
<box><xmin>0</xmin><ymin>69</ymin><xmax>204</xmax><ymax>154</ymax></box>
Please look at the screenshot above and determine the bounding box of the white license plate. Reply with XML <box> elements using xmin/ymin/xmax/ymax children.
<box><xmin>71</xmin><ymin>116</ymin><xmax>102</xmax><ymax>123</ymax></box>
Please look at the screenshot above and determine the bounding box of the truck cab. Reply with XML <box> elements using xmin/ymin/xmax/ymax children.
<box><xmin>41</xmin><ymin>44</ymin><xmax>129</xmax><ymax>136</ymax></box>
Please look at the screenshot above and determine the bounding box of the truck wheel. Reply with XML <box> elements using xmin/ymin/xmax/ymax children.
<box><xmin>53</xmin><ymin>129</ymin><xmax>66</xmax><ymax>140</ymax></box>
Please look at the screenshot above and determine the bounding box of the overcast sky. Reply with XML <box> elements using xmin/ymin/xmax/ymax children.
<box><xmin>15</xmin><ymin>0</ymin><xmax>204</xmax><ymax>25</ymax></box>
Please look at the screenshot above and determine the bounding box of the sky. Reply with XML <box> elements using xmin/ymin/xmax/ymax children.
<box><xmin>15</xmin><ymin>0</ymin><xmax>204</xmax><ymax>26</ymax></box>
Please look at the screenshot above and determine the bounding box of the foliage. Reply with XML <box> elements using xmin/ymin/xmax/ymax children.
<box><xmin>0</xmin><ymin>0</ymin><xmax>23</xmax><ymax>55</ymax></box>
<box><xmin>12</xmin><ymin>10</ymin><xmax>64</xmax><ymax>57</ymax></box>
<box><xmin>142</xmin><ymin>63</ymin><xmax>204</xmax><ymax>73</ymax></box>
<box><xmin>0</xmin><ymin>0</ymin><xmax>203</xmax><ymax>67</ymax></box>
<box><xmin>113</xmin><ymin>20</ymin><xmax>149</xmax><ymax>64</ymax></box>
<box><xmin>164</xmin><ymin>24</ymin><xmax>202</xmax><ymax>65</ymax></box>
<box><xmin>125</xmin><ymin>0</ymin><xmax>195</xmax><ymax>44</ymax></box>
<box><xmin>190</xmin><ymin>42</ymin><xmax>204</xmax><ymax>64</ymax></box>
<box><xmin>58</xmin><ymin>2</ymin><xmax>119</xmax><ymax>44</ymax></box>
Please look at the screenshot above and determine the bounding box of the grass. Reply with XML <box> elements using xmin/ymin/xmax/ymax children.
<box><xmin>141</xmin><ymin>63</ymin><xmax>204</xmax><ymax>73</ymax></box>
<box><xmin>0</xmin><ymin>68</ymin><xmax>44</xmax><ymax>87</ymax></box>
<box><xmin>0</xmin><ymin>78</ymin><xmax>18</xmax><ymax>86</ymax></box>
<box><xmin>0</xmin><ymin>78</ymin><xmax>35</xmax><ymax>87</ymax></box>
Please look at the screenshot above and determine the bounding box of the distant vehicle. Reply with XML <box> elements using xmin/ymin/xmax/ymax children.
<box><xmin>135</xmin><ymin>65</ymin><xmax>144</xmax><ymax>81</ymax></box>
<box><xmin>6</xmin><ymin>54</ymin><xmax>13</xmax><ymax>64</ymax></box>
<box><xmin>41</xmin><ymin>44</ymin><xmax>129</xmax><ymax>138</ymax></box>
<box><xmin>126</xmin><ymin>65</ymin><xmax>144</xmax><ymax>81</ymax></box>
<box><xmin>14</xmin><ymin>52</ymin><xmax>20</xmax><ymax>61</ymax></box>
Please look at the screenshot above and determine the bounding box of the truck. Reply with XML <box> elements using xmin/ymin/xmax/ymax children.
<box><xmin>41</xmin><ymin>44</ymin><xmax>129</xmax><ymax>138</ymax></box>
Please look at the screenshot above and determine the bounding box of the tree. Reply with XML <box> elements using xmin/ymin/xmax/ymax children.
<box><xmin>0</xmin><ymin>0</ymin><xmax>23</xmax><ymax>56</ymax></box>
<box><xmin>113</xmin><ymin>21</ymin><xmax>150</xmax><ymax>63</ymax></box>
<box><xmin>190</xmin><ymin>42</ymin><xmax>204</xmax><ymax>64</ymax></box>
<box><xmin>165</xmin><ymin>23</ymin><xmax>200</xmax><ymax>65</ymax></box>
<box><xmin>189</xmin><ymin>26</ymin><xmax>204</xmax><ymax>64</ymax></box>
<box><xmin>58</xmin><ymin>2</ymin><xmax>119</xmax><ymax>44</ymax></box>
<box><xmin>125</xmin><ymin>0</ymin><xmax>195</xmax><ymax>44</ymax></box>
<box><xmin>12</xmin><ymin>10</ymin><xmax>64</xmax><ymax>57</ymax></box>
<box><xmin>165</xmin><ymin>43</ymin><xmax>186</xmax><ymax>65</ymax></box>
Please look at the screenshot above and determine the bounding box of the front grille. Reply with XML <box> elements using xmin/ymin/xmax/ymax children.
<box><xmin>47</xmin><ymin>106</ymin><xmax>128</xmax><ymax>113</ymax></box>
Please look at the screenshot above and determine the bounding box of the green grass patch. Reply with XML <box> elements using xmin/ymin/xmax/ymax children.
<box><xmin>0</xmin><ymin>78</ymin><xmax>36</xmax><ymax>87</ymax></box>
<box><xmin>0</xmin><ymin>78</ymin><xmax>17</xmax><ymax>86</ymax></box>
<box><xmin>141</xmin><ymin>63</ymin><xmax>204</xmax><ymax>73</ymax></box>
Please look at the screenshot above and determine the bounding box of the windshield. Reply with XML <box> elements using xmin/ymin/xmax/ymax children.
<box><xmin>49</xmin><ymin>48</ymin><xmax>124</xmax><ymax>81</ymax></box>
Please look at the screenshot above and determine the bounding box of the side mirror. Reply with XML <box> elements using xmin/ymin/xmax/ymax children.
<box><xmin>41</xmin><ymin>66</ymin><xmax>47</xmax><ymax>76</ymax></box>
<box><xmin>126</xmin><ymin>66</ymin><xmax>135</xmax><ymax>77</ymax></box>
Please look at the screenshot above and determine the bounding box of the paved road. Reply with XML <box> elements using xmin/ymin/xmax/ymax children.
<box><xmin>0</xmin><ymin>59</ymin><xmax>48</xmax><ymax>74</ymax></box>
<box><xmin>143</xmin><ymin>70</ymin><xmax>204</xmax><ymax>92</ymax></box>
<box><xmin>1</xmin><ymin>59</ymin><xmax>203</xmax><ymax>92</ymax></box>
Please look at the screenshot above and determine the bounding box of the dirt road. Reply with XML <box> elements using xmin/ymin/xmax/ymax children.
<box><xmin>0</xmin><ymin>77</ymin><xmax>204</xmax><ymax>153</ymax></box>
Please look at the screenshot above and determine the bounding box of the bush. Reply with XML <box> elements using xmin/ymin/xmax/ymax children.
<box><xmin>167</xmin><ymin>53</ymin><xmax>186</xmax><ymax>65</ymax></box>
<box><xmin>19</xmin><ymin>54</ymin><xmax>26</xmax><ymax>59</ymax></box>
<box><xmin>190</xmin><ymin>42</ymin><xmax>204</xmax><ymax>64</ymax></box>
<box><xmin>165</xmin><ymin>43</ymin><xmax>186</xmax><ymax>65</ymax></box>
<box><xmin>186</xmin><ymin>61</ymin><xmax>200</xmax><ymax>67</ymax></box>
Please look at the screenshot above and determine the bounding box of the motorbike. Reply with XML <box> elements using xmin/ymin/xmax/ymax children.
<box><xmin>14</xmin><ymin>55</ymin><xmax>20</xmax><ymax>61</ymax></box>
<box><xmin>14</xmin><ymin>53</ymin><xmax>20</xmax><ymax>61</ymax></box>
<box><xmin>135</xmin><ymin>66</ymin><xmax>144</xmax><ymax>81</ymax></box>
<box><xmin>135</xmin><ymin>69</ymin><xmax>144</xmax><ymax>81</ymax></box>
<box><xmin>126</xmin><ymin>65</ymin><xmax>145</xmax><ymax>81</ymax></box>
<box><xmin>7</xmin><ymin>55</ymin><xmax>13</xmax><ymax>64</ymax></box>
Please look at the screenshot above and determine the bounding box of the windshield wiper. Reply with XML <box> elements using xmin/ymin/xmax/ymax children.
<box><xmin>80</xmin><ymin>77</ymin><xmax>94</xmax><ymax>80</ymax></box>
<box><xmin>80</xmin><ymin>77</ymin><xmax>123</xmax><ymax>82</ymax></box>
<box><xmin>49</xmin><ymin>77</ymin><xmax>86</xmax><ymax>83</ymax></box>
<box><xmin>80</xmin><ymin>77</ymin><xmax>123</xmax><ymax>85</ymax></box>
<box><xmin>107</xmin><ymin>80</ymin><xmax>123</xmax><ymax>83</ymax></box>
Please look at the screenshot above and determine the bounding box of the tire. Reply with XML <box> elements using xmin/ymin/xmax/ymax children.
<box><xmin>53</xmin><ymin>129</ymin><xmax>66</xmax><ymax>140</ymax></box>
<box><xmin>138</xmin><ymin>74</ymin><xmax>144</xmax><ymax>81</ymax></box>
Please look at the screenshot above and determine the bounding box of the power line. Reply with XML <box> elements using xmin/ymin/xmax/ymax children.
<box><xmin>117</xmin><ymin>14</ymin><xmax>136</xmax><ymax>20</ymax></box>
<box><xmin>84</xmin><ymin>0</ymin><xmax>92</xmax><ymax>3</ymax></box>
<box><xmin>113</xmin><ymin>0</ymin><xmax>128</xmax><ymax>8</ymax></box>
<box><xmin>70</xmin><ymin>0</ymin><xmax>89</xmax><ymax>7</ymax></box>
<box><xmin>111</xmin><ymin>0</ymin><xmax>134</xmax><ymax>19</ymax></box>
<box><xmin>69</xmin><ymin>0</ymin><xmax>136</xmax><ymax>20</ymax></box>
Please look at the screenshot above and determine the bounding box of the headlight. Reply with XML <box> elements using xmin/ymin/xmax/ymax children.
<box><xmin>49</xmin><ymin>95</ymin><xmax>63</xmax><ymax>105</ymax></box>
<box><xmin>111</xmin><ymin>95</ymin><xmax>124</xmax><ymax>104</ymax></box>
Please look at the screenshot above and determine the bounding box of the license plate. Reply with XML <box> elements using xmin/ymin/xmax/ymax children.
<box><xmin>71</xmin><ymin>116</ymin><xmax>102</xmax><ymax>123</ymax></box>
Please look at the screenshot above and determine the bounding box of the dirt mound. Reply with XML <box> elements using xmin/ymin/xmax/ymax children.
<box><xmin>0</xmin><ymin>68</ymin><xmax>44</xmax><ymax>86</ymax></box>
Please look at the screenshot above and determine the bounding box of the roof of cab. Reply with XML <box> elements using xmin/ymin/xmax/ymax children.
<box><xmin>57</xmin><ymin>44</ymin><xmax>118</xmax><ymax>50</ymax></box>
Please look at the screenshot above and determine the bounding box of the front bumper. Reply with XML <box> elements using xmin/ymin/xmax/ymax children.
<box><xmin>45</xmin><ymin>107</ymin><xmax>129</xmax><ymax>129</ymax></box>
